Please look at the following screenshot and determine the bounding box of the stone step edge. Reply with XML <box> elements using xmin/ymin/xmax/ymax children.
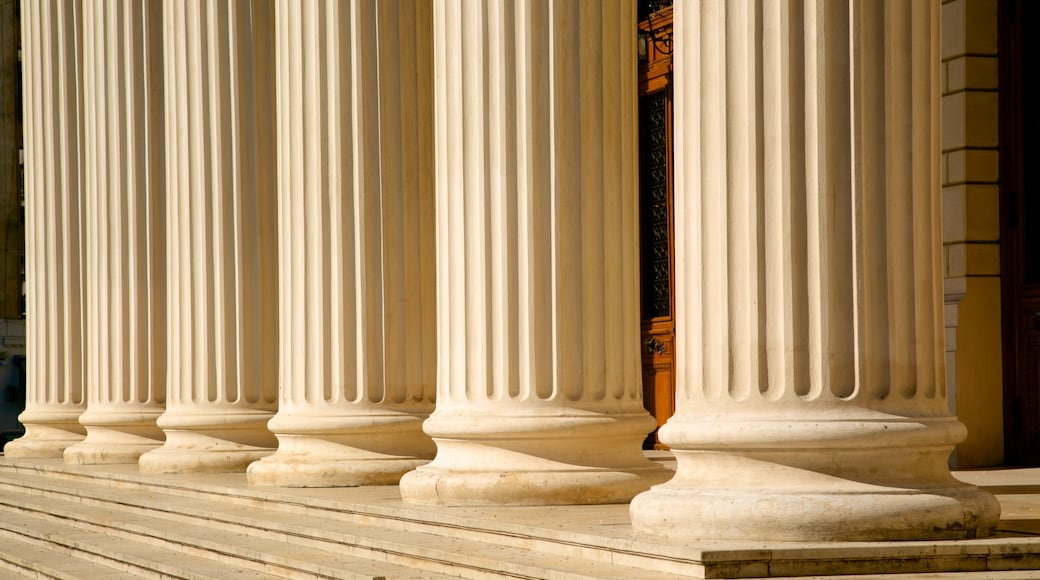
<box><xmin>0</xmin><ymin>484</ymin><xmax>644</xmax><ymax>580</ymax></box>
<box><xmin>0</xmin><ymin>477</ymin><xmax>671</xmax><ymax>580</ymax></box>
<box><xmin>5</xmin><ymin>460</ymin><xmax>1040</xmax><ymax>579</ymax></box>
<box><xmin>0</xmin><ymin>517</ymin><xmax>218</xmax><ymax>580</ymax></box>
<box><xmin>0</xmin><ymin>493</ymin><xmax>481</xmax><ymax>580</ymax></box>
<box><xmin>0</xmin><ymin>534</ymin><xmax>101</xmax><ymax>580</ymax></box>
<box><xmin>0</xmin><ymin>460</ymin><xmax>701</xmax><ymax>573</ymax></box>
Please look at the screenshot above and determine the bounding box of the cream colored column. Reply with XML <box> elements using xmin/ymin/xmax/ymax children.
<box><xmin>630</xmin><ymin>0</ymin><xmax>1000</xmax><ymax>541</ymax></box>
<box><xmin>399</xmin><ymin>0</ymin><xmax>670</xmax><ymax>506</ymax></box>
<box><xmin>63</xmin><ymin>0</ymin><xmax>165</xmax><ymax>465</ymax></box>
<box><xmin>246</xmin><ymin>0</ymin><xmax>436</xmax><ymax>487</ymax></box>
<box><xmin>6</xmin><ymin>0</ymin><xmax>87</xmax><ymax>458</ymax></box>
<box><xmin>138</xmin><ymin>0</ymin><xmax>278</xmax><ymax>474</ymax></box>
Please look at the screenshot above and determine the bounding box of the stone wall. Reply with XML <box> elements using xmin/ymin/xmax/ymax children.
<box><xmin>941</xmin><ymin>0</ymin><xmax>1003</xmax><ymax>467</ymax></box>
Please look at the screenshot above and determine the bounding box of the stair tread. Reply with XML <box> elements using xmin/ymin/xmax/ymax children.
<box><xmin>0</xmin><ymin>489</ymin><xmax>462</xmax><ymax>580</ymax></box>
<box><xmin>0</xmin><ymin>469</ymin><xmax>679</xmax><ymax>579</ymax></box>
<box><xmin>0</xmin><ymin>510</ymin><xmax>277</xmax><ymax>579</ymax></box>
<box><xmin>0</xmin><ymin>532</ymin><xmax>144</xmax><ymax>580</ymax></box>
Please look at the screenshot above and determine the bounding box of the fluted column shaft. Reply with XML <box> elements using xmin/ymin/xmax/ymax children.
<box><xmin>399</xmin><ymin>0</ymin><xmax>669</xmax><ymax>506</ymax></box>
<box><xmin>63</xmin><ymin>0</ymin><xmax>166</xmax><ymax>465</ymax></box>
<box><xmin>630</xmin><ymin>0</ymin><xmax>999</xmax><ymax>541</ymax></box>
<box><xmin>139</xmin><ymin>0</ymin><xmax>278</xmax><ymax>474</ymax></box>
<box><xmin>246</xmin><ymin>0</ymin><xmax>436</xmax><ymax>487</ymax></box>
<box><xmin>6</xmin><ymin>0</ymin><xmax>87</xmax><ymax>458</ymax></box>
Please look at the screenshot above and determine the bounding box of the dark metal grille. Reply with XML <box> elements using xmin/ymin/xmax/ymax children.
<box><xmin>639</xmin><ymin>91</ymin><xmax>670</xmax><ymax>320</ymax></box>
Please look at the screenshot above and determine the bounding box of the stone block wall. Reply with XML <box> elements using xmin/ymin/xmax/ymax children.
<box><xmin>941</xmin><ymin>0</ymin><xmax>1003</xmax><ymax>467</ymax></box>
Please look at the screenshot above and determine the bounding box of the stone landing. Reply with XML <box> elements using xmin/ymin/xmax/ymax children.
<box><xmin>0</xmin><ymin>456</ymin><xmax>1039</xmax><ymax>579</ymax></box>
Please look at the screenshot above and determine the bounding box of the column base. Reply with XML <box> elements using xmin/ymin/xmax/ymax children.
<box><xmin>247</xmin><ymin>411</ymin><xmax>434</xmax><ymax>487</ymax></box>
<box><xmin>248</xmin><ymin>454</ymin><xmax>429</xmax><ymax>487</ymax></box>
<box><xmin>3</xmin><ymin>409</ymin><xmax>86</xmax><ymax>458</ymax></box>
<box><xmin>63</xmin><ymin>409</ymin><xmax>165</xmax><ymax>464</ymax></box>
<box><xmin>138</xmin><ymin>409</ymin><xmax>276</xmax><ymax>474</ymax></box>
<box><xmin>399</xmin><ymin>410</ymin><xmax>672</xmax><ymax>506</ymax></box>
<box><xmin>629</xmin><ymin>414</ymin><xmax>1001</xmax><ymax>541</ymax></box>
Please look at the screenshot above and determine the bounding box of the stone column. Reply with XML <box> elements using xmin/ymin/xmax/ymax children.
<box><xmin>399</xmin><ymin>0</ymin><xmax>670</xmax><ymax>506</ymax></box>
<box><xmin>246</xmin><ymin>0</ymin><xmax>436</xmax><ymax>487</ymax></box>
<box><xmin>5</xmin><ymin>0</ymin><xmax>87</xmax><ymax>458</ymax></box>
<box><xmin>630</xmin><ymin>0</ymin><xmax>1000</xmax><ymax>541</ymax></box>
<box><xmin>138</xmin><ymin>0</ymin><xmax>278</xmax><ymax>473</ymax></box>
<box><xmin>63</xmin><ymin>0</ymin><xmax>166</xmax><ymax>465</ymax></box>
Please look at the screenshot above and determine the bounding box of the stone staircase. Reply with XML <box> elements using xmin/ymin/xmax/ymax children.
<box><xmin>0</xmin><ymin>458</ymin><xmax>692</xmax><ymax>579</ymax></box>
<box><xmin>2</xmin><ymin>458</ymin><xmax>1040</xmax><ymax>579</ymax></box>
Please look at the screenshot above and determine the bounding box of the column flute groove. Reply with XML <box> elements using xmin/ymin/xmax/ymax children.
<box><xmin>6</xmin><ymin>0</ymin><xmax>87</xmax><ymax>458</ymax></box>
<box><xmin>399</xmin><ymin>0</ymin><xmax>670</xmax><ymax>506</ymax></box>
<box><xmin>630</xmin><ymin>0</ymin><xmax>999</xmax><ymax>541</ymax></box>
<box><xmin>139</xmin><ymin>0</ymin><xmax>278</xmax><ymax>474</ymax></box>
<box><xmin>246</xmin><ymin>0</ymin><xmax>437</xmax><ymax>487</ymax></box>
<box><xmin>63</xmin><ymin>0</ymin><xmax>166</xmax><ymax>465</ymax></box>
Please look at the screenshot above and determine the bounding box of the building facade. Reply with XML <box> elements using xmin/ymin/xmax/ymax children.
<box><xmin>4</xmin><ymin>0</ymin><xmax>1024</xmax><ymax>543</ymax></box>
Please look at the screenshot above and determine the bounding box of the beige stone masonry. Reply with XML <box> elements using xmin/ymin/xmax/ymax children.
<box><xmin>6</xmin><ymin>0</ymin><xmax>87</xmax><ymax>458</ymax></box>
<box><xmin>630</xmin><ymin>0</ymin><xmax>1000</xmax><ymax>541</ymax></box>
<box><xmin>139</xmin><ymin>0</ymin><xmax>278</xmax><ymax>474</ymax></box>
<box><xmin>247</xmin><ymin>0</ymin><xmax>437</xmax><ymax>487</ymax></box>
<box><xmin>939</xmin><ymin>0</ymin><xmax>1002</xmax><ymax>467</ymax></box>
<box><xmin>63</xmin><ymin>0</ymin><xmax>166</xmax><ymax>465</ymax></box>
<box><xmin>399</xmin><ymin>0</ymin><xmax>670</xmax><ymax>506</ymax></box>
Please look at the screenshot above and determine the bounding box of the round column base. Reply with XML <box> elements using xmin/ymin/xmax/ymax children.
<box><xmin>399</xmin><ymin>410</ymin><xmax>672</xmax><ymax>506</ymax></box>
<box><xmin>63</xmin><ymin>436</ymin><xmax>163</xmax><ymax>465</ymax></box>
<box><xmin>631</xmin><ymin>484</ymin><xmax>1000</xmax><ymax>542</ymax></box>
<box><xmin>630</xmin><ymin>415</ymin><xmax>1001</xmax><ymax>541</ymax></box>
<box><xmin>245</xmin><ymin>411</ymin><xmax>435</xmax><ymax>487</ymax></box>
<box><xmin>248</xmin><ymin>455</ymin><xmax>429</xmax><ymax>487</ymax></box>
<box><xmin>138</xmin><ymin>438</ymin><xmax>274</xmax><ymax>474</ymax></box>
<box><xmin>3</xmin><ymin>409</ymin><xmax>86</xmax><ymax>458</ymax></box>
<box><xmin>401</xmin><ymin>463</ymin><xmax>671</xmax><ymax>506</ymax></box>
<box><xmin>62</xmin><ymin>409</ymin><xmax>165</xmax><ymax>464</ymax></box>
<box><xmin>138</xmin><ymin>410</ymin><xmax>276</xmax><ymax>473</ymax></box>
<box><xmin>3</xmin><ymin>426</ymin><xmax>85</xmax><ymax>458</ymax></box>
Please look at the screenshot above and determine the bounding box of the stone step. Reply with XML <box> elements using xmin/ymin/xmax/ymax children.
<box><xmin>0</xmin><ymin>532</ymin><xmax>144</xmax><ymax>580</ymax></box>
<box><xmin>0</xmin><ymin>486</ymin><xmax>454</xmax><ymax>580</ymax></box>
<box><xmin>0</xmin><ymin>508</ymin><xmax>274</xmax><ymax>579</ymax></box>
<box><xmin>0</xmin><ymin>464</ymin><xmax>679</xmax><ymax>579</ymax></box>
<box><xmin>5</xmin><ymin>459</ymin><xmax>1040</xmax><ymax>579</ymax></box>
<box><xmin>0</xmin><ymin>461</ymin><xmax>679</xmax><ymax>574</ymax></box>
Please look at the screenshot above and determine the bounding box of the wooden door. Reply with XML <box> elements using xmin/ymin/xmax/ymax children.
<box><xmin>637</xmin><ymin>2</ymin><xmax>674</xmax><ymax>449</ymax></box>
<box><xmin>999</xmin><ymin>0</ymin><xmax>1040</xmax><ymax>465</ymax></box>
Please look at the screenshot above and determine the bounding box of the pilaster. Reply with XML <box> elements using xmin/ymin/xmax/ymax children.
<box><xmin>246</xmin><ymin>0</ymin><xmax>436</xmax><ymax>487</ymax></box>
<box><xmin>6</xmin><ymin>0</ymin><xmax>87</xmax><ymax>458</ymax></box>
<box><xmin>63</xmin><ymin>0</ymin><xmax>166</xmax><ymax>465</ymax></box>
<box><xmin>139</xmin><ymin>0</ymin><xmax>278</xmax><ymax>473</ymax></box>
<box><xmin>398</xmin><ymin>0</ymin><xmax>670</xmax><ymax>506</ymax></box>
<box><xmin>629</xmin><ymin>0</ymin><xmax>1000</xmax><ymax>541</ymax></box>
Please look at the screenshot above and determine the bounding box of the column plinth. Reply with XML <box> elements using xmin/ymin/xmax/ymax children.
<box><xmin>398</xmin><ymin>0</ymin><xmax>669</xmax><ymax>506</ymax></box>
<box><xmin>629</xmin><ymin>0</ymin><xmax>999</xmax><ymax>541</ymax></box>
<box><xmin>138</xmin><ymin>0</ymin><xmax>278</xmax><ymax>474</ymax></box>
<box><xmin>63</xmin><ymin>410</ymin><xmax>163</xmax><ymax>464</ymax></box>
<box><xmin>144</xmin><ymin>410</ymin><xmax>274</xmax><ymax>473</ymax></box>
<box><xmin>249</xmin><ymin>412</ymin><xmax>433</xmax><ymax>487</ymax></box>
<box><xmin>5</xmin><ymin>0</ymin><xmax>87</xmax><ymax>458</ymax></box>
<box><xmin>245</xmin><ymin>0</ymin><xmax>436</xmax><ymax>487</ymax></box>
<box><xmin>404</xmin><ymin>410</ymin><xmax>663</xmax><ymax>506</ymax></box>
<box><xmin>63</xmin><ymin>0</ymin><xmax>166</xmax><ymax>465</ymax></box>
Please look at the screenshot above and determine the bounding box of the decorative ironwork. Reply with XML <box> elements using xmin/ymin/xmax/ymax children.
<box><xmin>639</xmin><ymin>91</ymin><xmax>671</xmax><ymax>320</ymax></box>
<box><xmin>644</xmin><ymin>336</ymin><xmax>666</xmax><ymax>355</ymax></box>
<box><xmin>638</xmin><ymin>0</ymin><xmax>673</xmax><ymax>59</ymax></box>
<box><xmin>637</xmin><ymin>0</ymin><xmax>673</xmax><ymax>21</ymax></box>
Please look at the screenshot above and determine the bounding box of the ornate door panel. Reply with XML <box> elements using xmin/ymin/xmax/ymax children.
<box><xmin>637</xmin><ymin>2</ymin><xmax>674</xmax><ymax>449</ymax></box>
